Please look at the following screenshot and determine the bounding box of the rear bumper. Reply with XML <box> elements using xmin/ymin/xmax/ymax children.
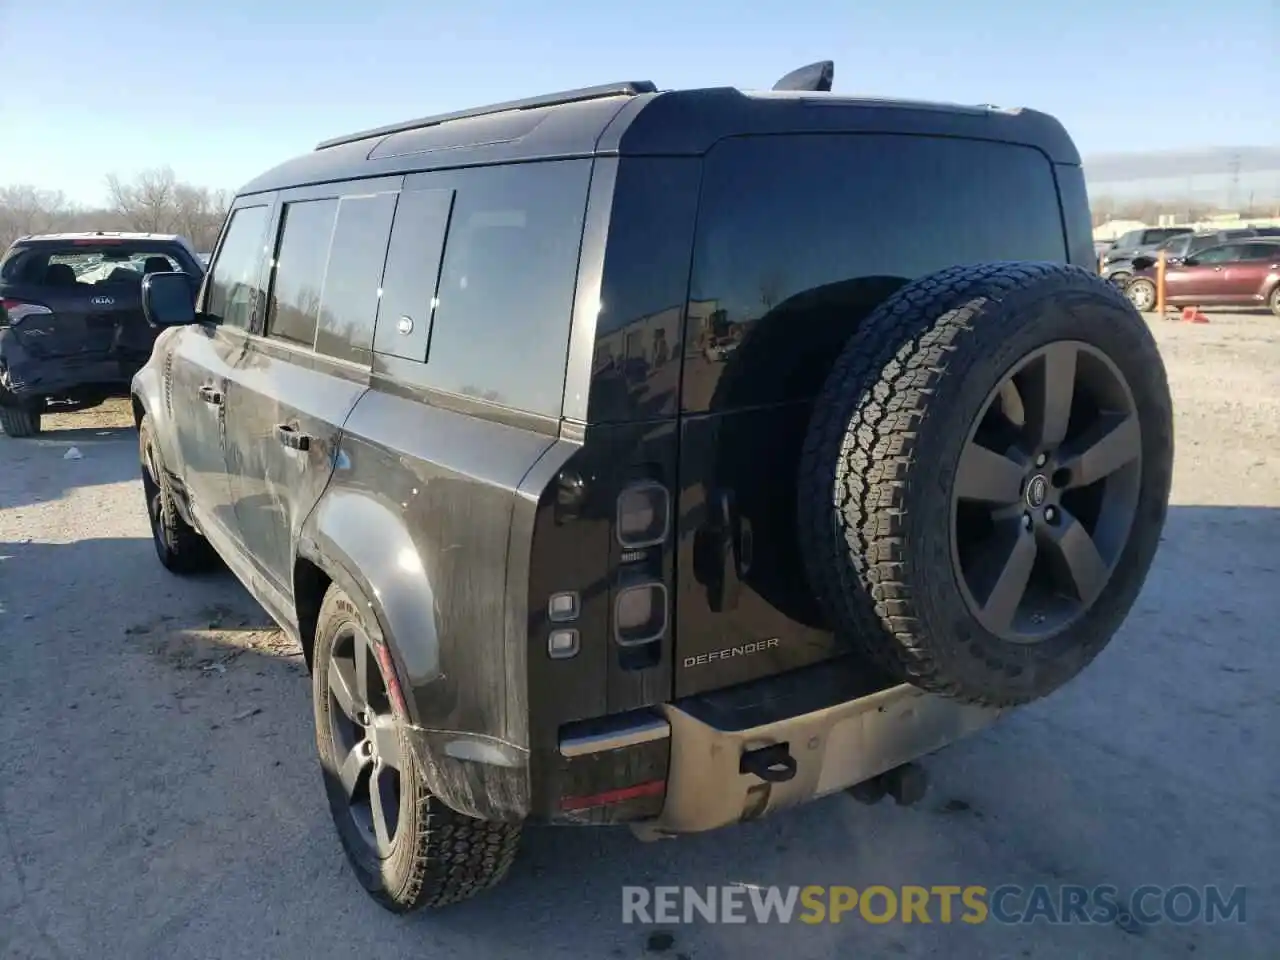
<box><xmin>647</xmin><ymin>683</ymin><xmax>1001</xmax><ymax>835</ymax></box>
<box><xmin>552</xmin><ymin>659</ymin><xmax>1003</xmax><ymax>833</ymax></box>
<box><xmin>0</xmin><ymin>333</ymin><xmax>143</xmax><ymax>401</ymax></box>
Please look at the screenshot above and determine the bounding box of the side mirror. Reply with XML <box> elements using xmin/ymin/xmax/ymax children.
<box><xmin>1182</xmin><ymin>256</ymin><xmax>1199</xmax><ymax>268</ymax></box>
<box><xmin>141</xmin><ymin>271</ymin><xmax>197</xmax><ymax>327</ymax></box>
<box><xmin>1130</xmin><ymin>255</ymin><xmax>1155</xmax><ymax>270</ymax></box>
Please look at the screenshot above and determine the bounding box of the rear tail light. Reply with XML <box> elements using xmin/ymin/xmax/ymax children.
<box><xmin>0</xmin><ymin>299</ymin><xmax>51</xmax><ymax>326</ymax></box>
<box><xmin>616</xmin><ymin>481</ymin><xmax>669</xmax><ymax>548</ymax></box>
<box><xmin>614</xmin><ymin>582</ymin><xmax>668</xmax><ymax>646</ymax></box>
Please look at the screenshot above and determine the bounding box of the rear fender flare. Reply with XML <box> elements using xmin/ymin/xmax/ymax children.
<box><xmin>296</xmin><ymin>486</ymin><xmax>442</xmax><ymax>729</ymax></box>
<box><xmin>131</xmin><ymin>363</ymin><xmax>188</xmax><ymax>511</ymax></box>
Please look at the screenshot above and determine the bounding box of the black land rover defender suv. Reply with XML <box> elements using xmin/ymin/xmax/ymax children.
<box><xmin>132</xmin><ymin>62</ymin><xmax>1174</xmax><ymax>913</ymax></box>
<box><xmin>0</xmin><ymin>232</ymin><xmax>205</xmax><ymax>436</ymax></box>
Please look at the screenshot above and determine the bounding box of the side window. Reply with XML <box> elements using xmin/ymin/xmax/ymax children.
<box><xmin>205</xmin><ymin>205</ymin><xmax>270</xmax><ymax>329</ymax></box>
<box><xmin>314</xmin><ymin>192</ymin><xmax>399</xmax><ymax>364</ymax></box>
<box><xmin>266</xmin><ymin>198</ymin><xmax>339</xmax><ymax>347</ymax></box>
<box><xmin>1240</xmin><ymin>244</ymin><xmax>1279</xmax><ymax>262</ymax></box>
<box><xmin>373</xmin><ymin>187</ymin><xmax>455</xmax><ymax>363</ymax></box>
<box><xmin>1194</xmin><ymin>245</ymin><xmax>1241</xmax><ymax>265</ymax></box>
<box><xmin>421</xmin><ymin>160</ymin><xmax>591</xmax><ymax>417</ymax></box>
<box><xmin>1164</xmin><ymin>236</ymin><xmax>1190</xmax><ymax>257</ymax></box>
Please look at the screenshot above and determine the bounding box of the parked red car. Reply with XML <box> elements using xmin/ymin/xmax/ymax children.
<box><xmin>1125</xmin><ymin>239</ymin><xmax>1280</xmax><ymax>316</ymax></box>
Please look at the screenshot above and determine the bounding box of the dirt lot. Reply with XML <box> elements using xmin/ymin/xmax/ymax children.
<box><xmin>1</xmin><ymin>312</ymin><xmax>1276</xmax><ymax>960</ymax></box>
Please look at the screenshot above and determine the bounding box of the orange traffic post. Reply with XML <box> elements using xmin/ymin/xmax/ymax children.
<box><xmin>1155</xmin><ymin>250</ymin><xmax>1166</xmax><ymax>315</ymax></box>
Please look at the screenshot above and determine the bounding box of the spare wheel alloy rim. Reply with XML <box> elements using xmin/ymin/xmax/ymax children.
<box><xmin>948</xmin><ymin>340</ymin><xmax>1142</xmax><ymax>643</ymax></box>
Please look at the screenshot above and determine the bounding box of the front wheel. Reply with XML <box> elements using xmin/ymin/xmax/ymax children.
<box><xmin>1126</xmin><ymin>278</ymin><xmax>1157</xmax><ymax>312</ymax></box>
<box><xmin>138</xmin><ymin>414</ymin><xmax>217</xmax><ymax>573</ymax></box>
<box><xmin>312</xmin><ymin>584</ymin><xmax>522</xmax><ymax>912</ymax></box>
<box><xmin>1269</xmin><ymin>286</ymin><xmax>1280</xmax><ymax>319</ymax></box>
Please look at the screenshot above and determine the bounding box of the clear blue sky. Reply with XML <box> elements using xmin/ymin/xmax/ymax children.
<box><xmin>1</xmin><ymin>0</ymin><xmax>1276</xmax><ymax>205</ymax></box>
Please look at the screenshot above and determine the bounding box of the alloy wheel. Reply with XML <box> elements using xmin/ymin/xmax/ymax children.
<box><xmin>949</xmin><ymin>341</ymin><xmax>1142</xmax><ymax>643</ymax></box>
<box><xmin>327</xmin><ymin>625</ymin><xmax>403</xmax><ymax>858</ymax></box>
<box><xmin>1127</xmin><ymin>280</ymin><xmax>1155</xmax><ymax>312</ymax></box>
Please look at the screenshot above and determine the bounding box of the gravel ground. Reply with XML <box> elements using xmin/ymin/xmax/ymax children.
<box><xmin>1</xmin><ymin>312</ymin><xmax>1276</xmax><ymax>960</ymax></box>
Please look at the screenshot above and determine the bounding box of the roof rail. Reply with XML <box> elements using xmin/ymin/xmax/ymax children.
<box><xmin>314</xmin><ymin>80</ymin><xmax>659</xmax><ymax>151</ymax></box>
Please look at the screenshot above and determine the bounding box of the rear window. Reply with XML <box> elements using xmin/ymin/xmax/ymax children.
<box><xmin>685</xmin><ymin>133</ymin><xmax>1066</xmax><ymax>412</ymax></box>
<box><xmin>1142</xmin><ymin>229</ymin><xmax>1188</xmax><ymax>244</ymax></box>
<box><xmin>0</xmin><ymin>243</ymin><xmax>193</xmax><ymax>288</ymax></box>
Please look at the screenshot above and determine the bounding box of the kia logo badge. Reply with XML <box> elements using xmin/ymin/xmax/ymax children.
<box><xmin>91</xmin><ymin>296</ymin><xmax>115</xmax><ymax>306</ymax></box>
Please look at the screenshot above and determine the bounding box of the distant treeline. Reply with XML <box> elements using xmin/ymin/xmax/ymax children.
<box><xmin>0</xmin><ymin>167</ymin><xmax>230</xmax><ymax>252</ymax></box>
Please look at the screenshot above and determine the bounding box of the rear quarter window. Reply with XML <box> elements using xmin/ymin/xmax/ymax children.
<box><xmin>395</xmin><ymin>159</ymin><xmax>592</xmax><ymax>418</ymax></box>
<box><xmin>684</xmin><ymin>133</ymin><xmax>1066</xmax><ymax>412</ymax></box>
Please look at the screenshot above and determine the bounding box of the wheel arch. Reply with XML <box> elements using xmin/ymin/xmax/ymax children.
<box><xmin>294</xmin><ymin>485</ymin><xmax>443</xmax><ymax>727</ymax></box>
<box><xmin>130</xmin><ymin>365</ymin><xmax>182</xmax><ymax>473</ymax></box>
<box><xmin>295</xmin><ymin>487</ymin><xmax>531</xmax><ymax>822</ymax></box>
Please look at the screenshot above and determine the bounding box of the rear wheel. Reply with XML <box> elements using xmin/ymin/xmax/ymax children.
<box><xmin>0</xmin><ymin>404</ymin><xmax>40</xmax><ymax>438</ymax></box>
<box><xmin>313</xmin><ymin>584</ymin><xmax>522</xmax><ymax>912</ymax></box>
<box><xmin>1269</xmin><ymin>286</ymin><xmax>1280</xmax><ymax>319</ymax></box>
<box><xmin>797</xmin><ymin>263</ymin><xmax>1174</xmax><ymax>707</ymax></box>
<box><xmin>138</xmin><ymin>414</ymin><xmax>217</xmax><ymax>573</ymax></box>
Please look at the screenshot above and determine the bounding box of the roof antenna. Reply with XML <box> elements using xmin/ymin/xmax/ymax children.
<box><xmin>772</xmin><ymin>60</ymin><xmax>834</xmax><ymax>92</ymax></box>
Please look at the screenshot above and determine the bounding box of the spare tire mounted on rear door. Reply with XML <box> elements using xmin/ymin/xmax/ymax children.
<box><xmin>797</xmin><ymin>262</ymin><xmax>1174</xmax><ymax>707</ymax></box>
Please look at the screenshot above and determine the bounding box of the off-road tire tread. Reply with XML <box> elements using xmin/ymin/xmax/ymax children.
<box><xmin>389</xmin><ymin>788</ymin><xmax>522</xmax><ymax>911</ymax></box>
<box><xmin>313</xmin><ymin>584</ymin><xmax>522</xmax><ymax>913</ymax></box>
<box><xmin>0</xmin><ymin>405</ymin><xmax>41</xmax><ymax>438</ymax></box>
<box><xmin>797</xmin><ymin>262</ymin><xmax>1167</xmax><ymax>707</ymax></box>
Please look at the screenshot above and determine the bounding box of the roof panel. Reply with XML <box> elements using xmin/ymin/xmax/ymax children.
<box><xmin>235</xmin><ymin>84</ymin><xmax>1083</xmax><ymax>197</ymax></box>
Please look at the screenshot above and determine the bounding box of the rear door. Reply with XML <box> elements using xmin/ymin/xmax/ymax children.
<box><xmin>1223</xmin><ymin>242</ymin><xmax>1280</xmax><ymax>301</ymax></box>
<box><xmin>221</xmin><ymin>179</ymin><xmax>399</xmax><ymax>594</ymax></box>
<box><xmin>675</xmin><ymin>133</ymin><xmax>1070</xmax><ymax>698</ymax></box>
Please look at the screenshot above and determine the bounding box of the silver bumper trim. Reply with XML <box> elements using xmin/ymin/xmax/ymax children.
<box><xmin>640</xmin><ymin>682</ymin><xmax>1003</xmax><ymax>836</ymax></box>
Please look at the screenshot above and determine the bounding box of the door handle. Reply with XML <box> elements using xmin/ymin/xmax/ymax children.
<box><xmin>197</xmin><ymin>385</ymin><xmax>222</xmax><ymax>405</ymax></box>
<box><xmin>275</xmin><ymin>424</ymin><xmax>311</xmax><ymax>451</ymax></box>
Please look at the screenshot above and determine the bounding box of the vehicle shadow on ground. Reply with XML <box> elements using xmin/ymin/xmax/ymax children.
<box><xmin>0</xmin><ymin>507</ymin><xmax>1274</xmax><ymax>959</ymax></box>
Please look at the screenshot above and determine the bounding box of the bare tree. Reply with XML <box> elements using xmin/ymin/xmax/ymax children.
<box><xmin>0</xmin><ymin>185</ymin><xmax>69</xmax><ymax>247</ymax></box>
<box><xmin>0</xmin><ymin>169</ymin><xmax>230</xmax><ymax>252</ymax></box>
<box><xmin>106</xmin><ymin>166</ymin><xmax>179</xmax><ymax>233</ymax></box>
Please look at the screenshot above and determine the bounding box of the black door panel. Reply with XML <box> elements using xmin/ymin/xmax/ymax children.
<box><xmin>675</xmin><ymin>404</ymin><xmax>838</xmax><ymax>698</ymax></box>
<box><xmin>223</xmin><ymin>337</ymin><xmax>366</xmax><ymax>595</ymax></box>
<box><xmin>167</xmin><ymin>325</ymin><xmax>239</xmax><ymax>538</ymax></box>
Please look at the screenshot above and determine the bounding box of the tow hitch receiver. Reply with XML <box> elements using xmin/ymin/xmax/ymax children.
<box><xmin>846</xmin><ymin>761</ymin><xmax>929</xmax><ymax>807</ymax></box>
<box><xmin>740</xmin><ymin>742</ymin><xmax>798</xmax><ymax>783</ymax></box>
